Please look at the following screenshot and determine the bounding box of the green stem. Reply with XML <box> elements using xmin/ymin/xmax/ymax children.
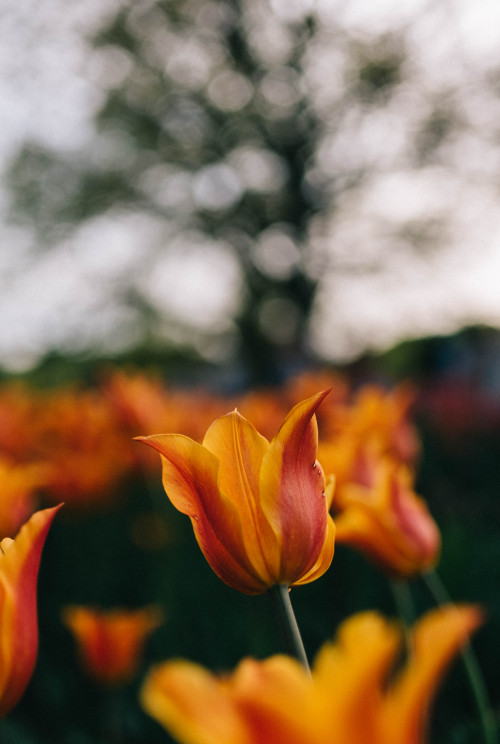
<box><xmin>268</xmin><ymin>584</ymin><xmax>310</xmax><ymax>673</ymax></box>
<box><xmin>101</xmin><ymin>689</ymin><xmax>123</xmax><ymax>744</ymax></box>
<box><xmin>389</xmin><ymin>578</ymin><xmax>416</xmax><ymax>658</ymax></box>
<box><xmin>423</xmin><ymin>570</ymin><xmax>498</xmax><ymax>744</ymax></box>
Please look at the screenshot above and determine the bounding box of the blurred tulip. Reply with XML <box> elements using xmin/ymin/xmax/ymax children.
<box><xmin>103</xmin><ymin>369</ymin><xmax>234</xmax><ymax>441</ymax></box>
<box><xmin>319</xmin><ymin>384</ymin><xmax>420</xmax><ymax>473</ymax></box>
<box><xmin>62</xmin><ymin>606</ymin><xmax>163</xmax><ymax>687</ymax></box>
<box><xmin>0</xmin><ymin>505</ymin><xmax>61</xmax><ymax>717</ymax></box>
<box><xmin>137</xmin><ymin>391</ymin><xmax>335</xmax><ymax>594</ymax></box>
<box><xmin>32</xmin><ymin>388</ymin><xmax>133</xmax><ymax>509</ymax></box>
<box><xmin>333</xmin><ymin>457</ymin><xmax>440</xmax><ymax>577</ymax></box>
<box><xmin>0</xmin><ymin>458</ymin><xmax>49</xmax><ymax>538</ymax></box>
<box><xmin>0</xmin><ymin>383</ymin><xmax>37</xmax><ymax>460</ymax></box>
<box><xmin>284</xmin><ymin>370</ymin><xmax>350</xmax><ymax>426</ymax></box>
<box><xmin>141</xmin><ymin>604</ymin><xmax>481</xmax><ymax>744</ymax></box>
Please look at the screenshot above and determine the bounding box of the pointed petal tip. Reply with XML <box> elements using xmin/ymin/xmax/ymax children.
<box><xmin>133</xmin><ymin>434</ymin><xmax>169</xmax><ymax>454</ymax></box>
<box><xmin>46</xmin><ymin>502</ymin><xmax>64</xmax><ymax>522</ymax></box>
<box><xmin>26</xmin><ymin>503</ymin><xmax>64</xmax><ymax>534</ymax></box>
<box><xmin>303</xmin><ymin>387</ymin><xmax>332</xmax><ymax>416</ymax></box>
<box><xmin>310</xmin><ymin>387</ymin><xmax>332</xmax><ymax>405</ymax></box>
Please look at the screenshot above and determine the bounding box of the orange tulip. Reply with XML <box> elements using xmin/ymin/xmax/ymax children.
<box><xmin>330</xmin><ymin>384</ymin><xmax>420</xmax><ymax>464</ymax></box>
<box><xmin>62</xmin><ymin>606</ymin><xmax>163</xmax><ymax>686</ymax></box>
<box><xmin>0</xmin><ymin>505</ymin><xmax>61</xmax><ymax>717</ymax></box>
<box><xmin>141</xmin><ymin>604</ymin><xmax>482</xmax><ymax>744</ymax></box>
<box><xmin>137</xmin><ymin>391</ymin><xmax>335</xmax><ymax>595</ymax></box>
<box><xmin>333</xmin><ymin>457</ymin><xmax>440</xmax><ymax>577</ymax></box>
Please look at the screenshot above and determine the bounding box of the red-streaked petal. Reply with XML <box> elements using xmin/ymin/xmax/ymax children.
<box><xmin>259</xmin><ymin>390</ymin><xmax>331</xmax><ymax>584</ymax></box>
<box><xmin>386</xmin><ymin>469</ymin><xmax>441</xmax><ymax>570</ymax></box>
<box><xmin>0</xmin><ymin>504</ymin><xmax>62</xmax><ymax>717</ymax></box>
<box><xmin>202</xmin><ymin>412</ymin><xmax>279</xmax><ymax>584</ymax></box>
<box><xmin>137</xmin><ymin>435</ymin><xmax>269</xmax><ymax>594</ymax></box>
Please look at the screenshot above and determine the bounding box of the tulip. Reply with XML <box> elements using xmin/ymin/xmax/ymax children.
<box><xmin>0</xmin><ymin>505</ymin><xmax>61</xmax><ymax>717</ymax></box>
<box><xmin>137</xmin><ymin>391</ymin><xmax>335</xmax><ymax>595</ymax></box>
<box><xmin>62</xmin><ymin>606</ymin><xmax>164</xmax><ymax>687</ymax></box>
<box><xmin>333</xmin><ymin>457</ymin><xmax>440</xmax><ymax>577</ymax></box>
<box><xmin>332</xmin><ymin>384</ymin><xmax>420</xmax><ymax>465</ymax></box>
<box><xmin>141</xmin><ymin>604</ymin><xmax>482</xmax><ymax>744</ymax></box>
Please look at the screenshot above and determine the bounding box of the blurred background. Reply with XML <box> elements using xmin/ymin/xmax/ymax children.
<box><xmin>2</xmin><ymin>0</ymin><xmax>500</xmax><ymax>384</ymax></box>
<box><xmin>1</xmin><ymin>0</ymin><xmax>500</xmax><ymax>742</ymax></box>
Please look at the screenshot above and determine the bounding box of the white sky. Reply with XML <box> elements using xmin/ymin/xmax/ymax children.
<box><xmin>1</xmin><ymin>0</ymin><xmax>500</xmax><ymax>370</ymax></box>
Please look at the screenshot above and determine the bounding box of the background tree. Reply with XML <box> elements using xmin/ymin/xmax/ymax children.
<box><xmin>5</xmin><ymin>0</ymin><xmax>499</xmax><ymax>382</ymax></box>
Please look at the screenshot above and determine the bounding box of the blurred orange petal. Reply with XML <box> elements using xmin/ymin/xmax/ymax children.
<box><xmin>63</xmin><ymin>605</ymin><xmax>163</xmax><ymax>687</ymax></box>
<box><xmin>0</xmin><ymin>505</ymin><xmax>61</xmax><ymax>717</ymax></box>
<box><xmin>141</xmin><ymin>604</ymin><xmax>481</xmax><ymax>744</ymax></box>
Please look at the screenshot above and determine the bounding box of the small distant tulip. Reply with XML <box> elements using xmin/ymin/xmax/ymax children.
<box><xmin>62</xmin><ymin>606</ymin><xmax>163</xmax><ymax>686</ymax></box>
<box><xmin>141</xmin><ymin>604</ymin><xmax>482</xmax><ymax>744</ymax></box>
<box><xmin>137</xmin><ymin>391</ymin><xmax>335</xmax><ymax>595</ymax></box>
<box><xmin>0</xmin><ymin>505</ymin><xmax>61</xmax><ymax>717</ymax></box>
<box><xmin>333</xmin><ymin>457</ymin><xmax>440</xmax><ymax>577</ymax></box>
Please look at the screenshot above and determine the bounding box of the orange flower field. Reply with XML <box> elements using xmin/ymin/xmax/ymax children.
<box><xmin>0</xmin><ymin>365</ymin><xmax>498</xmax><ymax>743</ymax></box>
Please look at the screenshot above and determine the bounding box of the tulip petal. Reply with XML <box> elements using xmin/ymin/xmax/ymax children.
<box><xmin>385</xmin><ymin>469</ymin><xmax>441</xmax><ymax>570</ymax></box>
<box><xmin>259</xmin><ymin>390</ymin><xmax>331</xmax><ymax>583</ymax></box>
<box><xmin>202</xmin><ymin>412</ymin><xmax>279</xmax><ymax>584</ymax></box>
<box><xmin>137</xmin><ymin>435</ymin><xmax>269</xmax><ymax>593</ymax></box>
<box><xmin>334</xmin><ymin>505</ymin><xmax>417</xmax><ymax>576</ymax></box>
<box><xmin>313</xmin><ymin>612</ymin><xmax>401</xmax><ymax>744</ymax></box>
<box><xmin>141</xmin><ymin>660</ymin><xmax>251</xmax><ymax>744</ymax></box>
<box><xmin>232</xmin><ymin>657</ymin><xmax>321</xmax><ymax>744</ymax></box>
<box><xmin>383</xmin><ymin>604</ymin><xmax>483</xmax><ymax>744</ymax></box>
<box><xmin>0</xmin><ymin>505</ymin><xmax>62</xmax><ymax>717</ymax></box>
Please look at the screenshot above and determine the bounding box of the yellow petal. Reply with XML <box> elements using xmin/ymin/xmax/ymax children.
<box><xmin>383</xmin><ymin>604</ymin><xmax>484</xmax><ymax>744</ymax></box>
<box><xmin>137</xmin><ymin>435</ymin><xmax>268</xmax><ymax>594</ymax></box>
<box><xmin>232</xmin><ymin>657</ymin><xmax>322</xmax><ymax>744</ymax></box>
<box><xmin>324</xmin><ymin>474</ymin><xmax>336</xmax><ymax>511</ymax></box>
<box><xmin>142</xmin><ymin>656</ymin><xmax>319</xmax><ymax>744</ymax></box>
<box><xmin>202</xmin><ymin>411</ymin><xmax>279</xmax><ymax>584</ymax></box>
<box><xmin>312</xmin><ymin>612</ymin><xmax>400</xmax><ymax>744</ymax></box>
<box><xmin>141</xmin><ymin>660</ymin><xmax>251</xmax><ymax>744</ymax></box>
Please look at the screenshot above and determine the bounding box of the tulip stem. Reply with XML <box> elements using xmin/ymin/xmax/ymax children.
<box><xmin>423</xmin><ymin>570</ymin><xmax>498</xmax><ymax>744</ymax></box>
<box><xmin>269</xmin><ymin>584</ymin><xmax>310</xmax><ymax>673</ymax></box>
<box><xmin>389</xmin><ymin>579</ymin><xmax>415</xmax><ymax>658</ymax></box>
